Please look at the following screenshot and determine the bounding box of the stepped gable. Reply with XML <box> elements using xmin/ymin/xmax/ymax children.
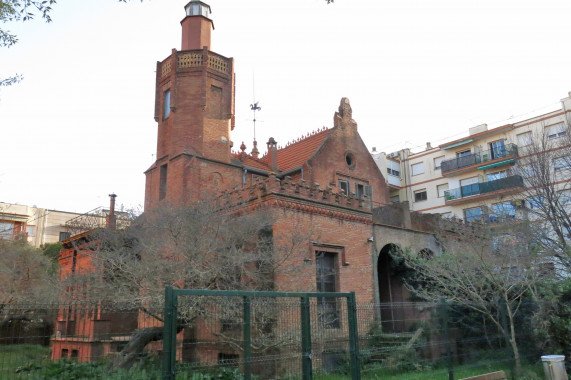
<box><xmin>260</xmin><ymin>127</ymin><xmax>332</xmax><ymax>172</ymax></box>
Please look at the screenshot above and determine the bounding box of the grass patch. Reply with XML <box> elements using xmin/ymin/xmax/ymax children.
<box><xmin>0</xmin><ymin>344</ymin><xmax>545</xmax><ymax>380</ymax></box>
<box><xmin>0</xmin><ymin>344</ymin><xmax>50</xmax><ymax>377</ymax></box>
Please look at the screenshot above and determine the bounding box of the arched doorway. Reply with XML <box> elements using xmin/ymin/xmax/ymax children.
<box><xmin>377</xmin><ymin>243</ymin><xmax>411</xmax><ymax>333</ymax></box>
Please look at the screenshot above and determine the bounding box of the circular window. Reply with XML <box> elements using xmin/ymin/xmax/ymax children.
<box><xmin>345</xmin><ymin>153</ymin><xmax>355</xmax><ymax>168</ymax></box>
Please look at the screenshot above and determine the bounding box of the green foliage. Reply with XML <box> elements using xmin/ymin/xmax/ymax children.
<box><xmin>12</xmin><ymin>357</ymin><xmax>250</xmax><ymax>380</ymax></box>
<box><xmin>40</xmin><ymin>242</ymin><xmax>63</xmax><ymax>273</ymax></box>
<box><xmin>0</xmin><ymin>0</ymin><xmax>57</xmax><ymax>85</ymax></box>
<box><xmin>0</xmin><ymin>344</ymin><xmax>49</xmax><ymax>376</ymax></box>
<box><xmin>548</xmin><ymin>278</ymin><xmax>571</xmax><ymax>370</ymax></box>
<box><xmin>41</xmin><ymin>242</ymin><xmax>62</xmax><ymax>261</ymax></box>
<box><xmin>0</xmin><ymin>0</ymin><xmax>57</xmax><ymax>45</ymax></box>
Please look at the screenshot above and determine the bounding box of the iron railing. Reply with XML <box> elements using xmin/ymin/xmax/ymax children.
<box><xmin>445</xmin><ymin>175</ymin><xmax>524</xmax><ymax>201</ymax></box>
<box><xmin>441</xmin><ymin>143</ymin><xmax>518</xmax><ymax>174</ymax></box>
<box><xmin>64</xmin><ymin>207</ymin><xmax>131</xmax><ymax>236</ymax></box>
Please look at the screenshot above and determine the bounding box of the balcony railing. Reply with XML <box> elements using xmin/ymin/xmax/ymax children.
<box><xmin>444</xmin><ymin>175</ymin><xmax>524</xmax><ymax>201</ymax></box>
<box><xmin>441</xmin><ymin>143</ymin><xmax>518</xmax><ymax>174</ymax></box>
<box><xmin>64</xmin><ymin>207</ymin><xmax>131</xmax><ymax>237</ymax></box>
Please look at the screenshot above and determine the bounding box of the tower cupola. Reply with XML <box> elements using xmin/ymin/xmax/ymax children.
<box><xmin>184</xmin><ymin>1</ymin><xmax>211</xmax><ymax>18</ymax></box>
<box><xmin>181</xmin><ymin>1</ymin><xmax>214</xmax><ymax>50</ymax></box>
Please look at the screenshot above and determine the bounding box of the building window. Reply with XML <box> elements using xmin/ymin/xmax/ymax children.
<box><xmin>345</xmin><ymin>153</ymin><xmax>355</xmax><ymax>168</ymax></box>
<box><xmin>558</xmin><ymin>190</ymin><xmax>571</xmax><ymax>205</ymax></box>
<box><xmin>25</xmin><ymin>225</ymin><xmax>36</xmax><ymax>237</ymax></box>
<box><xmin>159</xmin><ymin>164</ymin><xmax>168</xmax><ymax>200</ymax></box>
<box><xmin>460</xmin><ymin>176</ymin><xmax>480</xmax><ymax>197</ymax></box>
<box><xmin>486</xmin><ymin>170</ymin><xmax>507</xmax><ymax>182</ymax></box>
<box><xmin>0</xmin><ymin>222</ymin><xmax>14</xmax><ymax>240</ymax></box>
<box><xmin>338</xmin><ymin>180</ymin><xmax>349</xmax><ymax>196</ymax></box>
<box><xmin>464</xmin><ymin>207</ymin><xmax>483</xmax><ymax>223</ymax></box>
<box><xmin>527</xmin><ymin>196</ymin><xmax>543</xmax><ymax>210</ymax></box>
<box><xmin>520</xmin><ymin>165</ymin><xmax>536</xmax><ymax>178</ymax></box>
<box><xmin>489</xmin><ymin>140</ymin><xmax>506</xmax><ymax>160</ymax></box>
<box><xmin>59</xmin><ymin>231</ymin><xmax>71</xmax><ymax>241</ymax></box>
<box><xmin>218</xmin><ymin>353</ymin><xmax>239</xmax><ymax>367</ymax></box>
<box><xmin>457</xmin><ymin>149</ymin><xmax>471</xmax><ymax>158</ymax></box>
<box><xmin>411</xmin><ymin>162</ymin><xmax>424</xmax><ymax>176</ymax></box>
<box><xmin>387</xmin><ymin>168</ymin><xmax>400</xmax><ymax>177</ymax></box>
<box><xmin>546</xmin><ymin>122</ymin><xmax>566</xmax><ymax>139</ymax></box>
<box><xmin>163</xmin><ymin>89</ymin><xmax>171</xmax><ymax>120</ymax></box>
<box><xmin>434</xmin><ymin>156</ymin><xmax>444</xmax><ymax>170</ymax></box>
<box><xmin>491</xmin><ymin>202</ymin><xmax>516</xmax><ymax>222</ymax></box>
<box><xmin>355</xmin><ymin>184</ymin><xmax>371</xmax><ymax>199</ymax></box>
<box><xmin>389</xmin><ymin>195</ymin><xmax>400</xmax><ymax>203</ymax></box>
<box><xmin>315</xmin><ymin>251</ymin><xmax>339</xmax><ymax>328</ymax></box>
<box><xmin>414</xmin><ymin>189</ymin><xmax>427</xmax><ymax>202</ymax></box>
<box><xmin>437</xmin><ymin>183</ymin><xmax>449</xmax><ymax>198</ymax></box>
<box><xmin>517</xmin><ymin>132</ymin><xmax>532</xmax><ymax>147</ymax></box>
<box><xmin>553</xmin><ymin>156</ymin><xmax>571</xmax><ymax>172</ymax></box>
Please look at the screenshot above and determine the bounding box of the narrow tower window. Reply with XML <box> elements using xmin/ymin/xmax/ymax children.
<box><xmin>315</xmin><ymin>251</ymin><xmax>339</xmax><ymax>328</ymax></box>
<box><xmin>159</xmin><ymin>164</ymin><xmax>168</xmax><ymax>200</ymax></box>
<box><xmin>163</xmin><ymin>90</ymin><xmax>171</xmax><ymax>120</ymax></box>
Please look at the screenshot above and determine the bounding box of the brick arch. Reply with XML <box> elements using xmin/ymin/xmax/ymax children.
<box><xmin>377</xmin><ymin>243</ymin><xmax>410</xmax><ymax>333</ymax></box>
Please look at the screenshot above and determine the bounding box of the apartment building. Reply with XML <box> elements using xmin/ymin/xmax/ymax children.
<box><xmin>0</xmin><ymin>202</ymin><xmax>99</xmax><ymax>247</ymax></box>
<box><xmin>374</xmin><ymin>91</ymin><xmax>571</xmax><ymax>223</ymax></box>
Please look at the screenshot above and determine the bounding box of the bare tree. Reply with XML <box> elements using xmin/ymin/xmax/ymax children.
<box><xmin>61</xmin><ymin>201</ymin><xmax>313</xmax><ymax>370</ymax></box>
<box><xmin>392</xmin><ymin>218</ymin><xmax>541</xmax><ymax>373</ymax></box>
<box><xmin>0</xmin><ymin>236</ymin><xmax>57</xmax><ymax>337</ymax></box>
<box><xmin>0</xmin><ymin>236</ymin><xmax>55</xmax><ymax>305</ymax></box>
<box><xmin>511</xmin><ymin>120</ymin><xmax>571</xmax><ymax>272</ymax></box>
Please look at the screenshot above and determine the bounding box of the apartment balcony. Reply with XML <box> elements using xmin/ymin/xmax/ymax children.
<box><xmin>64</xmin><ymin>207</ymin><xmax>131</xmax><ymax>237</ymax></box>
<box><xmin>444</xmin><ymin>175</ymin><xmax>525</xmax><ymax>205</ymax></box>
<box><xmin>387</xmin><ymin>174</ymin><xmax>401</xmax><ymax>188</ymax></box>
<box><xmin>440</xmin><ymin>143</ymin><xmax>518</xmax><ymax>177</ymax></box>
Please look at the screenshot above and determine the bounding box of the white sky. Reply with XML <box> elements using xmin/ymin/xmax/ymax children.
<box><xmin>1</xmin><ymin>0</ymin><xmax>570</xmax><ymax>213</ymax></box>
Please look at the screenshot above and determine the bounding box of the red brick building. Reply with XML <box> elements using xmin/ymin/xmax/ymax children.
<box><xmin>52</xmin><ymin>0</ymin><xmax>442</xmax><ymax>366</ymax></box>
<box><xmin>143</xmin><ymin>1</ymin><xmax>390</xmax><ymax>304</ymax></box>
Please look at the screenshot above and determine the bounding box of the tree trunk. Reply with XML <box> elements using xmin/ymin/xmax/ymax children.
<box><xmin>507</xmin><ymin>307</ymin><xmax>522</xmax><ymax>374</ymax></box>
<box><xmin>111</xmin><ymin>326</ymin><xmax>164</xmax><ymax>371</ymax></box>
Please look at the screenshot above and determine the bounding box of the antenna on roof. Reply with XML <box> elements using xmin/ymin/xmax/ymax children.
<box><xmin>250</xmin><ymin>73</ymin><xmax>261</xmax><ymax>142</ymax></box>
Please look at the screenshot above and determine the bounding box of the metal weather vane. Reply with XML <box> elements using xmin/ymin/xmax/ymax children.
<box><xmin>250</xmin><ymin>101</ymin><xmax>261</xmax><ymax>141</ymax></box>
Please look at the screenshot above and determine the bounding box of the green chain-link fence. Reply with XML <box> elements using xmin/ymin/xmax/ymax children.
<box><xmin>0</xmin><ymin>297</ymin><xmax>555</xmax><ymax>379</ymax></box>
<box><xmin>161</xmin><ymin>287</ymin><xmax>361</xmax><ymax>380</ymax></box>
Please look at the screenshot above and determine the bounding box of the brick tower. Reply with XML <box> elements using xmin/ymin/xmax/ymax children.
<box><xmin>145</xmin><ymin>1</ymin><xmax>236</xmax><ymax>209</ymax></box>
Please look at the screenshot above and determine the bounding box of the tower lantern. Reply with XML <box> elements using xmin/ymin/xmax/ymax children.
<box><xmin>184</xmin><ymin>1</ymin><xmax>211</xmax><ymax>18</ymax></box>
<box><xmin>181</xmin><ymin>1</ymin><xmax>214</xmax><ymax>50</ymax></box>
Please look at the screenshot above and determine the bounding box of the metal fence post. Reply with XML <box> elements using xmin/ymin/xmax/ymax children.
<box><xmin>243</xmin><ymin>296</ymin><xmax>252</xmax><ymax>380</ymax></box>
<box><xmin>499</xmin><ymin>301</ymin><xmax>516</xmax><ymax>380</ymax></box>
<box><xmin>440</xmin><ymin>298</ymin><xmax>454</xmax><ymax>380</ymax></box>
<box><xmin>163</xmin><ymin>286</ymin><xmax>176</xmax><ymax>380</ymax></box>
<box><xmin>347</xmin><ymin>292</ymin><xmax>362</xmax><ymax>380</ymax></box>
<box><xmin>300</xmin><ymin>295</ymin><xmax>313</xmax><ymax>380</ymax></box>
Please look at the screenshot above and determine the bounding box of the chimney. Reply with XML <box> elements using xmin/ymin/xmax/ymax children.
<box><xmin>426</xmin><ymin>142</ymin><xmax>432</xmax><ymax>150</ymax></box>
<box><xmin>181</xmin><ymin>1</ymin><xmax>214</xmax><ymax>50</ymax></box>
<box><xmin>107</xmin><ymin>193</ymin><xmax>117</xmax><ymax>230</ymax></box>
<box><xmin>266</xmin><ymin>137</ymin><xmax>278</xmax><ymax>171</ymax></box>
<box><xmin>251</xmin><ymin>139</ymin><xmax>259</xmax><ymax>159</ymax></box>
<box><xmin>469</xmin><ymin>123</ymin><xmax>488</xmax><ymax>136</ymax></box>
<box><xmin>372</xmin><ymin>147</ymin><xmax>377</xmax><ymax>153</ymax></box>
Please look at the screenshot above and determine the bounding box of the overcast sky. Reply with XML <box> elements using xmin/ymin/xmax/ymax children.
<box><xmin>1</xmin><ymin>0</ymin><xmax>570</xmax><ymax>213</ymax></box>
